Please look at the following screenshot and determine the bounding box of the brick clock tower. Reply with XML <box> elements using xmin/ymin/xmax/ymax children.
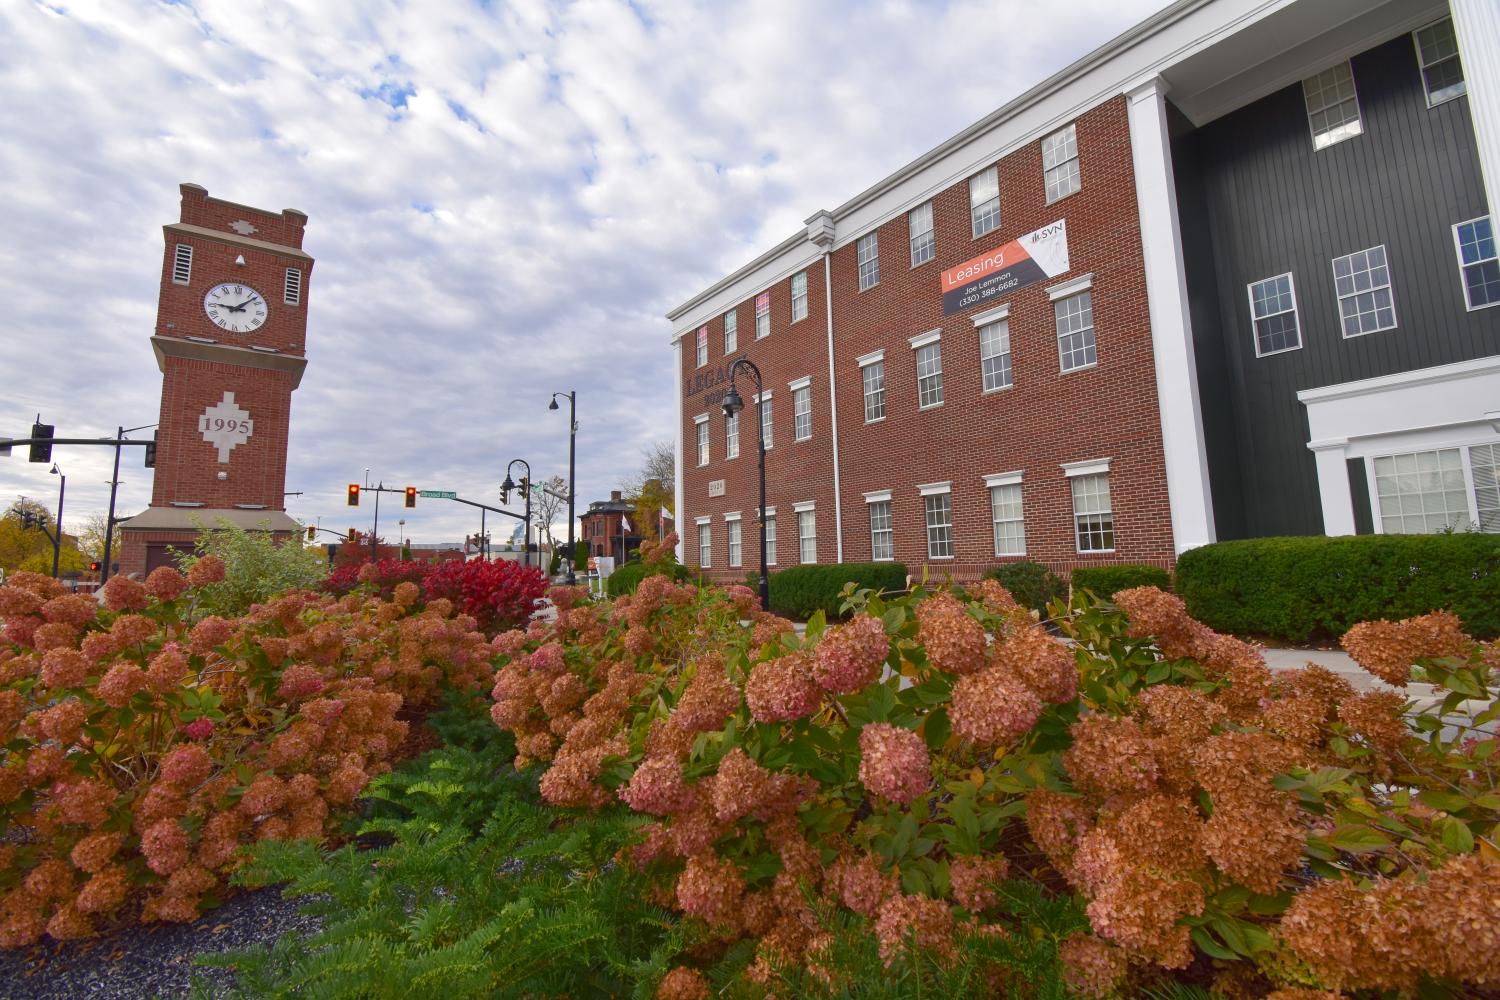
<box><xmin>117</xmin><ymin>183</ymin><xmax>313</xmax><ymax>576</ymax></box>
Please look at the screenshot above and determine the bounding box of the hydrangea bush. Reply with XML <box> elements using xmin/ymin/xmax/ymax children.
<box><xmin>0</xmin><ymin>564</ymin><xmax>495</xmax><ymax>945</ymax></box>
<box><xmin>485</xmin><ymin>552</ymin><xmax>1500</xmax><ymax>997</ymax></box>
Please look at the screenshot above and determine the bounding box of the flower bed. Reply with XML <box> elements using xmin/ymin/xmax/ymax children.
<box><xmin>484</xmin><ymin>550</ymin><xmax>1500</xmax><ymax>996</ymax></box>
<box><xmin>0</xmin><ymin>565</ymin><xmax>495</xmax><ymax>945</ymax></box>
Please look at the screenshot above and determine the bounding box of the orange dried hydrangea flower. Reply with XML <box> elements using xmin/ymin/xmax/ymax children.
<box><xmin>915</xmin><ymin>592</ymin><xmax>987</xmax><ymax>675</ymax></box>
<box><xmin>1342</xmin><ymin>610</ymin><xmax>1474</xmax><ymax>687</ymax></box>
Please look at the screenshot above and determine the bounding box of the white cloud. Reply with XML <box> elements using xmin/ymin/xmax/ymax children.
<box><xmin>0</xmin><ymin>0</ymin><xmax>1169</xmax><ymax>548</ymax></box>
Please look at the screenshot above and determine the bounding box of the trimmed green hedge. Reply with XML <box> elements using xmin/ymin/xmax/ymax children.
<box><xmin>1175</xmin><ymin>534</ymin><xmax>1500</xmax><ymax>642</ymax></box>
<box><xmin>982</xmin><ymin>561</ymin><xmax>1066</xmax><ymax>615</ymax></box>
<box><xmin>1071</xmin><ymin>564</ymin><xmax>1171</xmax><ymax>600</ymax></box>
<box><xmin>768</xmin><ymin>563</ymin><xmax>907</xmax><ymax>621</ymax></box>
<box><xmin>605</xmin><ymin>560</ymin><xmax>692</xmax><ymax>598</ymax></box>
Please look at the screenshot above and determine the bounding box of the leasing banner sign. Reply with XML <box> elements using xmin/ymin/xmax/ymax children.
<box><xmin>941</xmin><ymin>219</ymin><xmax>1070</xmax><ymax>315</ymax></box>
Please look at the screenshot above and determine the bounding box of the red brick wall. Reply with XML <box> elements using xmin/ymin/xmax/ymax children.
<box><xmin>150</xmin><ymin>359</ymin><xmax>295</xmax><ymax>509</ymax></box>
<box><xmin>680</xmin><ymin>96</ymin><xmax>1173</xmax><ymax>584</ymax></box>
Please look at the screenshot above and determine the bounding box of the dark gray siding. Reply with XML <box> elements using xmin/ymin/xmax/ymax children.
<box><xmin>1175</xmin><ymin>31</ymin><xmax>1498</xmax><ymax>538</ymax></box>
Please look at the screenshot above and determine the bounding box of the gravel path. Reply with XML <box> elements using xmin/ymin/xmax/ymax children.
<box><xmin>0</xmin><ymin>886</ymin><xmax>323</xmax><ymax>1000</ymax></box>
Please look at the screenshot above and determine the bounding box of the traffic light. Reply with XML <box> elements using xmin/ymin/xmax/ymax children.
<box><xmin>20</xmin><ymin>510</ymin><xmax>36</xmax><ymax>530</ymax></box>
<box><xmin>404</xmin><ymin>486</ymin><xmax>416</xmax><ymax>508</ymax></box>
<box><xmin>347</xmin><ymin>527</ymin><xmax>358</xmax><ymax>542</ymax></box>
<box><xmin>347</xmin><ymin>484</ymin><xmax>360</xmax><ymax>506</ymax></box>
<box><xmin>306</xmin><ymin>525</ymin><xmax>316</xmax><ymax>541</ymax></box>
<box><xmin>519</xmin><ymin>476</ymin><xmax>529</xmax><ymax>499</ymax></box>
<box><xmin>29</xmin><ymin>423</ymin><xmax>53</xmax><ymax>463</ymax></box>
<box><xmin>143</xmin><ymin>431</ymin><xmax>157</xmax><ymax>469</ymax></box>
<box><xmin>90</xmin><ymin>561</ymin><xmax>101</xmax><ymax>573</ymax></box>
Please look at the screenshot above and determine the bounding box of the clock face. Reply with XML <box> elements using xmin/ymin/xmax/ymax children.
<box><xmin>203</xmin><ymin>283</ymin><xmax>268</xmax><ymax>334</ymax></box>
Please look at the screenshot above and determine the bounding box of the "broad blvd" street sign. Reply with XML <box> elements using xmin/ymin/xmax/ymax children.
<box><xmin>418</xmin><ymin>490</ymin><xmax>457</xmax><ymax>499</ymax></box>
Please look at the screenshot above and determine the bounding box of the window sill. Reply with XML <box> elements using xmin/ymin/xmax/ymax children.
<box><xmin>794</xmin><ymin>436</ymin><xmax>812</xmax><ymax>444</ymax></box>
<box><xmin>927</xmin><ymin>555</ymin><xmax>955</xmax><ymax>561</ymax></box>
<box><xmin>910</xmin><ymin>256</ymin><xmax>936</xmax><ymax>270</ymax></box>
<box><xmin>981</xmin><ymin>384</ymin><xmax>1013</xmax><ymax>396</ymax></box>
<box><xmin>1254</xmin><ymin>344</ymin><xmax>1303</xmax><ymax>359</ymax></box>
<box><xmin>1060</xmin><ymin>361</ymin><xmax>1098</xmax><ymax>375</ymax></box>
<box><xmin>791</xmin><ymin>315</ymin><xmax>808</xmax><ymax>325</ymax></box>
<box><xmin>918</xmin><ymin>402</ymin><xmax>944</xmax><ymax>411</ymax></box>
<box><xmin>1076</xmin><ymin>549</ymin><xmax>1117</xmax><ymax>556</ymax></box>
<box><xmin>972</xmin><ymin>227</ymin><xmax>1000</xmax><ymax>242</ymax></box>
<box><xmin>872</xmin><ymin>556</ymin><xmax>895</xmax><ymax>563</ymax></box>
<box><xmin>1463</xmin><ymin>298</ymin><xmax>1499</xmax><ymax>314</ymax></box>
<box><xmin>1045</xmin><ymin>187</ymin><xmax>1081</xmax><ymax>208</ymax></box>
<box><xmin>1425</xmin><ymin>88</ymin><xmax>1467</xmax><ymax>109</ymax></box>
<box><xmin>858</xmin><ymin>283</ymin><xmax>880</xmax><ymax>293</ymax></box>
<box><xmin>993</xmin><ymin>551</ymin><xmax>1027</xmax><ymax>559</ymax></box>
<box><xmin>1340</xmin><ymin>323</ymin><xmax>1397</xmax><ymax>339</ymax></box>
<box><xmin>865</xmin><ymin>416</ymin><xmax>886</xmax><ymax>425</ymax></box>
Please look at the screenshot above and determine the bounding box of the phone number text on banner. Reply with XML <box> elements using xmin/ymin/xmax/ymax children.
<box><xmin>940</xmin><ymin>219</ymin><xmax>1070</xmax><ymax>315</ymax></box>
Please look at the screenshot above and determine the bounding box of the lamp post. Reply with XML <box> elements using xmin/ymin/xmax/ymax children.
<box><xmin>502</xmin><ymin>458</ymin><xmax>532</xmax><ymax>569</ymax></box>
<box><xmin>721</xmin><ymin>359</ymin><xmax>768</xmax><ymax>612</ymax></box>
<box><xmin>548</xmin><ymin>392</ymin><xmax>577</xmax><ymax>584</ymax></box>
<box><xmin>48</xmin><ymin>464</ymin><xmax>65</xmax><ymax>579</ymax></box>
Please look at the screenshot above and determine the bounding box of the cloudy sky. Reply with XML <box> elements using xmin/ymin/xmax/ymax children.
<box><xmin>0</xmin><ymin>0</ymin><xmax>1170</xmax><ymax>548</ymax></box>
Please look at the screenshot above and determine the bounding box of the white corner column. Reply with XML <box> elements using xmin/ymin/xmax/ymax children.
<box><xmin>1452</xmin><ymin>0</ymin><xmax>1500</xmax><ymax>212</ymax></box>
<box><xmin>672</xmin><ymin>337</ymin><xmax>686</xmax><ymax>563</ymax></box>
<box><xmin>1126</xmin><ymin>76</ymin><xmax>1217</xmax><ymax>555</ymax></box>
<box><xmin>1308</xmin><ymin>439</ymin><xmax>1356</xmax><ymax>536</ymax></box>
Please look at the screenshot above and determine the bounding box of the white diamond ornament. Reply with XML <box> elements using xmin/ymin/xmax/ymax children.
<box><xmin>198</xmin><ymin>391</ymin><xmax>254</xmax><ymax>463</ymax></box>
<box><xmin>228</xmin><ymin>219</ymin><xmax>259</xmax><ymax>235</ymax></box>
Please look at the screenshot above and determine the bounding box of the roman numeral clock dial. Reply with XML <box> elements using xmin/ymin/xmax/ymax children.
<box><xmin>203</xmin><ymin>282</ymin><xmax>269</xmax><ymax>334</ymax></box>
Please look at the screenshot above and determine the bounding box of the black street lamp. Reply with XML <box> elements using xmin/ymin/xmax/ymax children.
<box><xmin>502</xmin><ymin>458</ymin><xmax>532</xmax><ymax>569</ymax></box>
<box><xmin>721</xmin><ymin>358</ymin><xmax>769</xmax><ymax>612</ymax></box>
<box><xmin>48</xmin><ymin>463</ymin><xmax>65</xmax><ymax>580</ymax></box>
<box><xmin>548</xmin><ymin>392</ymin><xmax>577</xmax><ymax>584</ymax></box>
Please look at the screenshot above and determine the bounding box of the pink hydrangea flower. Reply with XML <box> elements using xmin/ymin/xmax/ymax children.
<box><xmin>858</xmin><ymin>723</ymin><xmax>931</xmax><ymax>805</ymax></box>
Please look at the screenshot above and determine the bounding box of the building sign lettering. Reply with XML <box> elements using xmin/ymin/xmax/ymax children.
<box><xmin>683</xmin><ymin>355</ymin><xmax>743</xmax><ymax>408</ymax></box>
<box><xmin>941</xmin><ymin>219</ymin><xmax>1070</xmax><ymax>315</ymax></box>
<box><xmin>198</xmin><ymin>390</ymin><xmax>253</xmax><ymax>463</ymax></box>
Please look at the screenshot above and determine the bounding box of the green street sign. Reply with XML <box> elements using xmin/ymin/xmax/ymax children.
<box><xmin>418</xmin><ymin>490</ymin><xmax>457</xmax><ymax>499</ymax></box>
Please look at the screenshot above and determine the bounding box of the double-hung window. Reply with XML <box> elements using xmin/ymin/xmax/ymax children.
<box><xmin>1454</xmin><ymin>217</ymin><xmax>1499</xmax><ymax>310</ymax></box>
<box><xmin>726</xmin><ymin>515</ymin><xmax>742</xmax><ymax>567</ymax></box>
<box><xmin>909</xmin><ymin>202</ymin><xmax>935</xmax><ymax>267</ymax></box>
<box><xmin>969</xmin><ymin>166</ymin><xmax>1000</xmax><ymax>238</ymax></box>
<box><xmin>857</xmin><ymin>233</ymin><xmax>880</xmax><ymax>291</ymax></box>
<box><xmin>1042</xmin><ymin>123</ymin><xmax>1080</xmax><ymax>203</ymax></box>
<box><xmin>755</xmin><ymin>292</ymin><xmax>771</xmax><ymax>339</ymax></box>
<box><xmin>796</xmin><ymin>504</ymin><xmax>817</xmax><ymax>564</ymax></box>
<box><xmin>986</xmin><ymin>473</ymin><xmax>1025</xmax><ymax>556</ymax></box>
<box><xmin>1065</xmin><ymin>462</ymin><xmax>1114</xmax><ymax>553</ymax></box>
<box><xmin>1414</xmin><ymin>18</ymin><xmax>1466</xmax><ymax>107</ymax></box>
<box><xmin>859</xmin><ymin>352</ymin><xmax>886</xmax><ymax>423</ymax></box>
<box><xmin>978</xmin><ymin>316</ymin><xmax>1012</xmax><ymax>391</ymax></box>
<box><xmin>791</xmin><ymin>271</ymin><xmax>809</xmax><ymax>322</ymax></box>
<box><xmin>763</xmin><ymin>510</ymin><xmax>778</xmax><ymax>565</ymax></box>
<box><xmin>1054</xmin><ymin>290</ymin><xmax>1096</xmax><ymax>372</ymax></box>
<box><xmin>725</xmin><ymin>410</ymin><xmax>739</xmax><ymax>459</ymax></box>
<box><xmin>920</xmin><ymin>483</ymin><xmax>953</xmax><ymax>559</ymax></box>
<box><xmin>723</xmin><ymin>310</ymin><xmax>737</xmax><ymax>354</ymax></box>
<box><xmin>1248</xmin><ymin>274</ymin><xmax>1301</xmax><ymax>355</ymax></box>
<box><xmin>757</xmin><ymin>392</ymin><xmax>773</xmax><ymax>449</ymax></box>
<box><xmin>1332</xmin><ymin>245</ymin><xmax>1396</xmax><ymax>336</ymax></box>
<box><xmin>911</xmin><ymin>330</ymin><xmax>943</xmax><ymax>409</ymax></box>
<box><xmin>694</xmin><ymin>415</ymin><xmax>710</xmax><ymax>467</ymax></box>
<box><xmin>695</xmin><ymin>327</ymin><xmax>708</xmax><ymax>367</ymax></box>
<box><xmin>1303</xmin><ymin>61</ymin><xmax>1363</xmax><ymax>150</ymax></box>
<box><xmin>866</xmin><ymin>492</ymin><xmax>894</xmax><ymax>561</ymax></box>
<box><xmin>791</xmin><ymin>379</ymin><xmax>812</xmax><ymax>441</ymax></box>
<box><xmin>697</xmin><ymin>519</ymin><xmax>712</xmax><ymax>568</ymax></box>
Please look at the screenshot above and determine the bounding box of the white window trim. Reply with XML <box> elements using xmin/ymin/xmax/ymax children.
<box><xmin>791</xmin><ymin>271</ymin><xmax>809</xmax><ymax>323</ymax></box>
<box><xmin>1452</xmin><ymin>217</ymin><xmax>1499</xmax><ymax>313</ymax></box>
<box><xmin>1363</xmin><ymin>438</ymin><xmax>1497</xmax><ymax>535</ymax></box>
<box><xmin>1332</xmin><ymin>244</ymin><xmax>1398</xmax><ymax>338</ymax></box>
<box><xmin>922</xmin><ymin>490</ymin><xmax>955</xmax><ymax>560</ymax></box>
<box><xmin>693</xmin><ymin>413</ymin><xmax>710</xmax><ymax>468</ymax></box>
<box><xmin>694</xmin><ymin>516</ymin><xmax>712</xmax><ymax>525</ymax></box>
<box><xmin>283</xmin><ymin>267</ymin><xmax>302</xmax><ymax>306</ymax></box>
<box><xmin>1248</xmin><ymin>272</ymin><xmax>1304</xmax><ymax>357</ymax></box>
<box><xmin>908</xmin><ymin>328</ymin><xmax>942</xmax><ymax>350</ymax></box>
<box><xmin>753</xmin><ymin>390</ymin><xmax>773</xmax><ymax>450</ymax></box>
<box><xmin>1303</xmin><ymin>60</ymin><xmax>1364</xmax><ymax>151</ymax></box>
<box><xmin>863</xmin><ymin>489</ymin><xmax>892</xmax><ymax>503</ymax></box>
<box><xmin>1042</xmin><ymin>122</ymin><xmax>1082</xmax><ymax>205</ymax></box>
<box><xmin>793</xmin><ymin>501</ymin><xmax>816</xmax><ymax>513</ymax></box>
<box><xmin>1061</xmin><ymin>458</ymin><xmax>1111</xmax><ymax>478</ymax></box>
<box><xmin>1046</xmin><ymin>273</ymin><xmax>1093</xmax><ymax>301</ymax></box>
<box><xmin>757</xmin><ymin>506</ymin><xmax>777</xmax><ymax>517</ymax></box>
<box><xmin>917</xmin><ymin>481</ymin><xmax>952</xmax><ymax>496</ymax></box>
<box><xmin>723</xmin><ymin>511</ymin><xmax>741</xmax><ymax>521</ymax></box>
<box><xmin>1413</xmin><ymin>18</ymin><xmax>1467</xmax><ymax>109</ymax></box>
<box><xmin>693</xmin><ymin>413</ymin><xmax>710</xmax><ymax>424</ymax></box>
<box><xmin>856</xmin><ymin>349</ymin><xmax>885</xmax><ymax>367</ymax></box>
<box><xmin>987</xmin><ymin>477</ymin><xmax>1027</xmax><ymax>557</ymax></box>
<box><xmin>970</xmin><ymin>303</ymin><xmax>1011</xmax><ymax>326</ymax></box>
<box><xmin>787</xmin><ymin>376</ymin><xmax>812</xmax><ymax>391</ymax></box>
<box><xmin>983</xmin><ymin>470</ymin><xmax>1024</xmax><ymax>488</ymax></box>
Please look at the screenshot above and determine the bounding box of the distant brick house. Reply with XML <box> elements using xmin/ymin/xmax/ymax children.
<box><xmin>580</xmin><ymin>491</ymin><xmax>642</xmax><ymax>564</ymax></box>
